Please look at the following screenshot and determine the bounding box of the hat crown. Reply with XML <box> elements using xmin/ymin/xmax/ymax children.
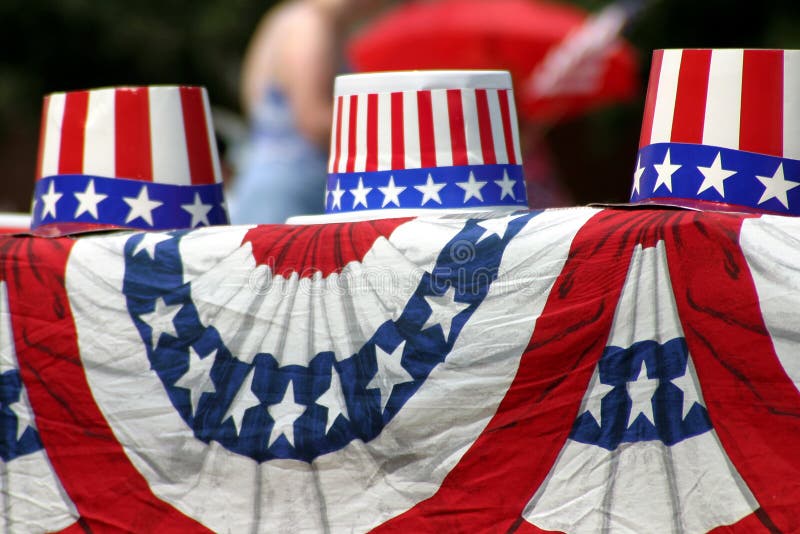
<box><xmin>32</xmin><ymin>85</ymin><xmax>229</xmax><ymax>236</ymax></box>
<box><xmin>325</xmin><ymin>70</ymin><xmax>529</xmax><ymax>216</ymax></box>
<box><xmin>632</xmin><ymin>49</ymin><xmax>800</xmax><ymax>214</ymax></box>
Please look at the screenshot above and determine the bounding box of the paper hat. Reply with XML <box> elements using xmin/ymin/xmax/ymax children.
<box><xmin>32</xmin><ymin>85</ymin><xmax>229</xmax><ymax>236</ymax></box>
<box><xmin>290</xmin><ymin>70</ymin><xmax>529</xmax><ymax>223</ymax></box>
<box><xmin>631</xmin><ymin>49</ymin><xmax>800</xmax><ymax>215</ymax></box>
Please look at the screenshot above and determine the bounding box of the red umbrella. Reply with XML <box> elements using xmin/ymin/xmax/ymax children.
<box><xmin>347</xmin><ymin>0</ymin><xmax>639</xmax><ymax>122</ymax></box>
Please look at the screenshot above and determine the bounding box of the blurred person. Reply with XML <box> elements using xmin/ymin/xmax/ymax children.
<box><xmin>229</xmin><ymin>0</ymin><xmax>385</xmax><ymax>224</ymax></box>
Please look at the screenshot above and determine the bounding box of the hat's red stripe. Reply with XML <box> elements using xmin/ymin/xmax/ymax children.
<box><xmin>391</xmin><ymin>92</ymin><xmax>405</xmax><ymax>170</ymax></box>
<box><xmin>447</xmin><ymin>89</ymin><xmax>468</xmax><ymax>167</ymax></box>
<box><xmin>345</xmin><ymin>94</ymin><xmax>358</xmax><ymax>173</ymax></box>
<box><xmin>498</xmin><ymin>89</ymin><xmax>517</xmax><ymax>165</ymax></box>
<box><xmin>671</xmin><ymin>49</ymin><xmax>712</xmax><ymax>145</ymax></box>
<box><xmin>365</xmin><ymin>93</ymin><xmax>379</xmax><ymax>172</ymax></box>
<box><xmin>35</xmin><ymin>95</ymin><xmax>51</xmax><ymax>180</ymax></box>
<box><xmin>740</xmin><ymin>50</ymin><xmax>784</xmax><ymax>157</ymax></box>
<box><xmin>179</xmin><ymin>87</ymin><xmax>216</xmax><ymax>185</ymax></box>
<box><xmin>640</xmin><ymin>49</ymin><xmax>664</xmax><ymax>148</ymax></box>
<box><xmin>115</xmin><ymin>88</ymin><xmax>153</xmax><ymax>181</ymax></box>
<box><xmin>331</xmin><ymin>96</ymin><xmax>344</xmax><ymax>173</ymax></box>
<box><xmin>417</xmin><ymin>90</ymin><xmax>436</xmax><ymax>169</ymax></box>
<box><xmin>475</xmin><ymin>89</ymin><xmax>497</xmax><ymax>166</ymax></box>
<box><xmin>57</xmin><ymin>91</ymin><xmax>89</xmax><ymax>175</ymax></box>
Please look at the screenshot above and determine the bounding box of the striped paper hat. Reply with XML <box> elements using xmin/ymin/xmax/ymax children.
<box><xmin>631</xmin><ymin>49</ymin><xmax>800</xmax><ymax>215</ymax></box>
<box><xmin>291</xmin><ymin>70</ymin><xmax>528</xmax><ymax>223</ymax></box>
<box><xmin>32</xmin><ymin>85</ymin><xmax>229</xmax><ymax>236</ymax></box>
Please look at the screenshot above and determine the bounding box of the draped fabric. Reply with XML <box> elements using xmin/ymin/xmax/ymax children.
<box><xmin>1</xmin><ymin>207</ymin><xmax>798</xmax><ymax>532</ymax></box>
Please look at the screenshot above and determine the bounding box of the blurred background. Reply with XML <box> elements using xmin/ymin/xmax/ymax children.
<box><xmin>2</xmin><ymin>0</ymin><xmax>799</xmax><ymax>214</ymax></box>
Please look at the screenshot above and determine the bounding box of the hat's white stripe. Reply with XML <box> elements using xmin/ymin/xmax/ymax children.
<box><xmin>487</xmin><ymin>89</ymin><xmax>509</xmax><ymax>165</ymax></box>
<box><xmin>337</xmin><ymin>95</ymin><xmax>351</xmax><ymax>174</ymax></box>
<box><xmin>377</xmin><ymin>92</ymin><xmax>393</xmax><ymax>171</ymax></box>
<box><xmin>328</xmin><ymin>95</ymin><xmax>339</xmax><ymax>173</ymax></box>
<box><xmin>702</xmin><ymin>49</ymin><xmax>743</xmax><ymax>151</ymax></box>
<box><xmin>200</xmin><ymin>89</ymin><xmax>223</xmax><ymax>184</ymax></box>
<box><xmin>505</xmin><ymin>90</ymin><xmax>523</xmax><ymax>164</ymax></box>
<box><xmin>784</xmin><ymin>50</ymin><xmax>800</xmax><ymax>160</ymax></box>
<box><xmin>650</xmin><ymin>49</ymin><xmax>683</xmax><ymax>144</ymax></box>
<box><xmin>354</xmin><ymin>93</ymin><xmax>368</xmax><ymax>173</ymax></box>
<box><xmin>40</xmin><ymin>93</ymin><xmax>65</xmax><ymax>179</ymax></box>
<box><xmin>149</xmin><ymin>87</ymin><xmax>192</xmax><ymax>185</ymax></box>
<box><xmin>82</xmin><ymin>89</ymin><xmax>116</xmax><ymax>179</ymax></box>
<box><xmin>461</xmin><ymin>88</ymin><xmax>483</xmax><ymax>166</ymax></box>
<box><xmin>431</xmin><ymin>89</ymin><xmax>453</xmax><ymax>167</ymax></box>
<box><xmin>403</xmin><ymin>91</ymin><xmax>421</xmax><ymax>169</ymax></box>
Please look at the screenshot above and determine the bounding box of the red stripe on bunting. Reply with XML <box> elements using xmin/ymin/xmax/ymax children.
<box><xmin>391</xmin><ymin>92</ymin><xmax>405</xmax><ymax>170</ymax></box>
<box><xmin>3</xmin><ymin>236</ymin><xmax>211</xmax><ymax>533</ymax></box>
<box><xmin>345</xmin><ymin>94</ymin><xmax>358</xmax><ymax>173</ymax></box>
<box><xmin>670</xmin><ymin>49</ymin><xmax>712</xmax><ymax>145</ymax></box>
<box><xmin>475</xmin><ymin>89</ymin><xmax>497</xmax><ymax>165</ymax></box>
<box><xmin>665</xmin><ymin>214</ymin><xmax>800</xmax><ymax>533</ymax></box>
<box><xmin>35</xmin><ymin>95</ymin><xmax>51</xmax><ymax>180</ymax></box>
<box><xmin>115</xmin><ymin>88</ymin><xmax>153</xmax><ymax>181</ymax></box>
<box><xmin>332</xmin><ymin>95</ymin><xmax>344</xmax><ymax>172</ymax></box>
<box><xmin>498</xmin><ymin>89</ymin><xmax>517</xmax><ymax>165</ymax></box>
<box><xmin>179</xmin><ymin>87</ymin><xmax>216</xmax><ymax>185</ymax></box>
<box><xmin>366</xmin><ymin>93</ymin><xmax>379</xmax><ymax>172</ymax></box>
<box><xmin>740</xmin><ymin>50</ymin><xmax>784</xmax><ymax>157</ymax></box>
<box><xmin>640</xmin><ymin>50</ymin><xmax>664</xmax><ymax>148</ymax></box>
<box><xmin>447</xmin><ymin>89</ymin><xmax>468</xmax><ymax>167</ymax></box>
<box><xmin>58</xmin><ymin>91</ymin><xmax>89</xmax><ymax>175</ymax></box>
<box><xmin>417</xmin><ymin>90</ymin><xmax>437</xmax><ymax>168</ymax></box>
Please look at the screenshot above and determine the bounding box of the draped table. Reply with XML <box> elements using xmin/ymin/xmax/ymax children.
<box><xmin>2</xmin><ymin>207</ymin><xmax>798</xmax><ymax>533</ymax></box>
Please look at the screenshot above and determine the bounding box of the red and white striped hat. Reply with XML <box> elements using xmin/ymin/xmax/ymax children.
<box><xmin>289</xmin><ymin>70</ymin><xmax>529</xmax><ymax>223</ymax></box>
<box><xmin>32</xmin><ymin>85</ymin><xmax>229</xmax><ymax>236</ymax></box>
<box><xmin>631</xmin><ymin>49</ymin><xmax>800</xmax><ymax>215</ymax></box>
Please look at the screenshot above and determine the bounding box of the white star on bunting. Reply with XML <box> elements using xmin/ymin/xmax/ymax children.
<box><xmin>476</xmin><ymin>214</ymin><xmax>521</xmax><ymax>244</ymax></box>
<box><xmin>378</xmin><ymin>175</ymin><xmax>406</xmax><ymax>207</ymax></box>
<box><xmin>756</xmin><ymin>163</ymin><xmax>799</xmax><ymax>209</ymax></box>
<box><xmin>583</xmin><ymin>369</ymin><xmax>615</xmax><ymax>426</ymax></box>
<box><xmin>224</xmin><ymin>368</ymin><xmax>260</xmax><ymax>435</ymax></box>
<box><xmin>415</xmin><ymin>174</ymin><xmax>446</xmax><ymax>206</ymax></box>
<box><xmin>133</xmin><ymin>233</ymin><xmax>172</xmax><ymax>259</ymax></box>
<box><xmin>423</xmin><ymin>286</ymin><xmax>470</xmax><ymax>340</ymax></box>
<box><xmin>670</xmin><ymin>366</ymin><xmax>703</xmax><ymax>419</ymax></box>
<box><xmin>316</xmin><ymin>365</ymin><xmax>350</xmax><ymax>434</ymax></box>
<box><xmin>73</xmin><ymin>179</ymin><xmax>107</xmax><ymax>219</ymax></box>
<box><xmin>456</xmin><ymin>171</ymin><xmax>487</xmax><ymax>202</ymax></box>
<box><xmin>627</xmin><ymin>360</ymin><xmax>659</xmax><ymax>426</ymax></box>
<box><xmin>267</xmin><ymin>380</ymin><xmax>306</xmax><ymax>448</ymax></box>
<box><xmin>8</xmin><ymin>388</ymin><xmax>35</xmax><ymax>440</ymax></box>
<box><xmin>632</xmin><ymin>156</ymin><xmax>645</xmax><ymax>196</ymax></box>
<box><xmin>494</xmin><ymin>170</ymin><xmax>517</xmax><ymax>200</ymax></box>
<box><xmin>350</xmin><ymin>177</ymin><xmax>373</xmax><ymax>209</ymax></box>
<box><xmin>330</xmin><ymin>179</ymin><xmax>345</xmax><ymax>211</ymax></box>
<box><xmin>181</xmin><ymin>193</ymin><xmax>213</xmax><ymax>227</ymax></box>
<box><xmin>653</xmin><ymin>149</ymin><xmax>681</xmax><ymax>193</ymax></box>
<box><xmin>697</xmin><ymin>152</ymin><xmax>736</xmax><ymax>197</ymax></box>
<box><xmin>174</xmin><ymin>347</ymin><xmax>217</xmax><ymax>416</ymax></box>
<box><xmin>139</xmin><ymin>297</ymin><xmax>182</xmax><ymax>347</ymax></box>
<box><xmin>123</xmin><ymin>186</ymin><xmax>163</xmax><ymax>226</ymax></box>
<box><xmin>40</xmin><ymin>181</ymin><xmax>63</xmax><ymax>220</ymax></box>
<box><xmin>367</xmin><ymin>340</ymin><xmax>413</xmax><ymax>413</ymax></box>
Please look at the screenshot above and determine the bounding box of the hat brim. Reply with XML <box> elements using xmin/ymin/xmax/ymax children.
<box><xmin>286</xmin><ymin>205</ymin><xmax>525</xmax><ymax>225</ymax></box>
<box><xmin>588</xmin><ymin>197</ymin><xmax>793</xmax><ymax>216</ymax></box>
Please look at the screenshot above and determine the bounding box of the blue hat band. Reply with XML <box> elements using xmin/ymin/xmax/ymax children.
<box><xmin>632</xmin><ymin>143</ymin><xmax>800</xmax><ymax>215</ymax></box>
<box><xmin>31</xmin><ymin>174</ymin><xmax>229</xmax><ymax>234</ymax></box>
<box><xmin>325</xmin><ymin>164</ymin><xmax>528</xmax><ymax>214</ymax></box>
